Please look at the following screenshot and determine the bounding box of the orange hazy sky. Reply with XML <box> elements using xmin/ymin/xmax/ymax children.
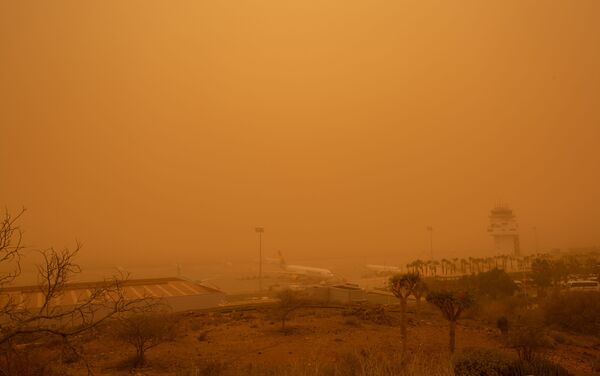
<box><xmin>1</xmin><ymin>1</ymin><xmax>599</xmax><ymax>266</ymax></box>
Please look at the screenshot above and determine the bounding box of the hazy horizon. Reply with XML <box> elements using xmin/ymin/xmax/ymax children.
<box><xmin>2</xmin><ymin>1</ymin><xmax>599</xmax><ymax>267</ymax></box>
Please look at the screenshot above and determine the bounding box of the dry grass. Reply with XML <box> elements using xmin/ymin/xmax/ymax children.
<box><xmin>11</xmin><ymin>302</ymin><xmax>598</xmax><ymax>375</ymax></box>
<box><xmin>176</xmin><ymin>348</ymin><xmax>452</xmax><ymax>376</ymax></box>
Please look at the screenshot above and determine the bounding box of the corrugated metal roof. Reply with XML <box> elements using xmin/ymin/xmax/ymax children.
<box><xmin>0</xmin><ymin>277</ymin><xmax>223</xmax><ymax>309</ymax></box>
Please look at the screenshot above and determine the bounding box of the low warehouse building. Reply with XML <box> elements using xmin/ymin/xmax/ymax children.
<box><xmin>0</xmin><ymin>277</ymin><xmax>226</xmax><ymax>313</ymax></box>
<box><xmin>308</xmin><ymin>283</ymin><xmax>367</xmax><ymax>304</ymax></box>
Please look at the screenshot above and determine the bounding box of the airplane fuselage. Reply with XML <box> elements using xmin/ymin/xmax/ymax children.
<box><xmin>366</xmin><ymin>264</ymin><xmax>402</xmax><ymax>274</ymax></box>
<box><xmin>285</xmin><ymin>264</ymin><xmax>335</xmax><ymax>278</ymax></box>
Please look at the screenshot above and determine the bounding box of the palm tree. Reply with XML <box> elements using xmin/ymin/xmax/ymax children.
<box><xmin>468</xmin><ymin>257</ymin><xmax>475</xmax><ymax>274</ymax></box>
<box><xmin>426</xmin><ymin>290</ymin><xmax>475</xmax><ymax>353</ymax></box>
<box><xmin>389</xmin><ymin>273</ymin><xmax>421</xmax><ymax>353</ymax></box>
<box><xmin>439</xmin><ymin>259</ymin><xmax>445</xmax><ymax>275</ymax></box>
<box><xmin>470</xmin><ymin>257</ymin><xmax>478</xmax><ymax>274</ymax></box>
<box><xmin>412</xmin><ymin>259</ymin><xmax>425</xmax><ymax>275</ymax></box>
<box><xmin>479</xmin><ymin>258</ymin><xmax>486</xmax><ymax>273</ymax></box>
<box><xmin>460</xmin><ymin>258</ymin><xmax>468</xmax><ymax>274</ymax></box>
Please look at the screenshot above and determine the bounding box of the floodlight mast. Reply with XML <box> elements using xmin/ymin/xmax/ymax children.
<box><xmin>426</xmin><ymin>226</ymin><xmax>434</xmax><ymax>260</ymax></box>
<box><xmin>255</xmin><ymin>226</ymin><xmax>264</xmax><ymax>292</ymax></box>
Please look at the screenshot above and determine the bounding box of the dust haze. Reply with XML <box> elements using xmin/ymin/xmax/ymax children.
<box><xmin>1</xmin><ymin>1</ymin><xmax>599</xmax><ymax>268</ymax></box>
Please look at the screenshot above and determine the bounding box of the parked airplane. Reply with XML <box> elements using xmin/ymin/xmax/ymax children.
<box><xmin>277</xmin><ymin>251</ymin><xmax>336</xmax><ymax>279</ymax></box>
<box><xmin>365</xmin><ymin>264</ymin><xmax>402</xmax><ymax>275</ymax></box>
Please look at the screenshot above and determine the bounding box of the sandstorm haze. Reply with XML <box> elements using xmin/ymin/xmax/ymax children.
<box><xmin>1</xmin><ymin>1</ymin><xmax>599</xmax><ymax>267</ymax></box>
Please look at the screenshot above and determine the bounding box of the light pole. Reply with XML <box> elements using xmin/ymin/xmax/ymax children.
<box><xmin>426</xmin><ymin>226</ymin><xmax>434</xmax><ymax>260</ymax></box>
<box><xmin>255</xmin><ymin>226</ymin><xmax>264</xmax><ymax>292</ymax></box>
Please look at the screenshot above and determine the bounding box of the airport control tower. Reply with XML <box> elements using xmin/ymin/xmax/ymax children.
<box><xmin>487</xmin><ymin>204</ymin><xmax>521</xmax><ymax>256</ymax></box>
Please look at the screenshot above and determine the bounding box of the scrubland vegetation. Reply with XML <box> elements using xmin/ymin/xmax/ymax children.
<box><xmin>2</xmin><ymin>274</ymin><xmax>597</xmax><ymax>375</ymax></box>
<box><xmin>1</xmin><ymin>210</ymin><xmax>599</xmax><ymax>375</ymax></box>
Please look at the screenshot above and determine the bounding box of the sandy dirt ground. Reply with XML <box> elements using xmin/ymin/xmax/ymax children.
<box><xmin>61</xmin><ymin>303</ymin><xmax>600</xmax><ymax>376</ymax></box>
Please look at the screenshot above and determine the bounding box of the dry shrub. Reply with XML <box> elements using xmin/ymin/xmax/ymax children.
<box><xmin>342</xmin><ymin>304</ymin><xmax>396</xmax><ymax>326</ymax></box>
<box><xmin>456</xmin><ymin>269</ymin><xmax>518</xmax><ymax>301</ymax></box>
<box><xmin>198</xmin><ymin>359</ymin><xmax>228</xmax><ymax>376</ymax></box>
<box><xmin>453</xmin><ymin>347</ymin><xmax>570</xmax><ymax>376</ymax></box>
<box><xmin>543</xmin><ymin>291</ymin><xmax>600</xmax><ymax>336</ymax></box>
<box><xmin>334</xmin><ymin>348</ymin><xmax>403</xmax><ymax>375</ymax></box>
<box><xmin>273</xmin><ymin>289</ymin><xmax>308</xmax><ymax>332</ymax></box>
<box><xmin>496</xmin><ymin>316</ymin><xmax>509</xmax><ymax>336</ymax></box>
<box><xmin>196</xmin><ymin>329</ymin><xmax>210</xmax><ymax>342</ymax></box>
<box><xmin>189</xmin><ymin>319</ymin><xmax>205</xmax><ymax>331</ymax></box>
<box><xmin>472</xmin><ymin>295</ymin><xmax>528</xmax><ymax>324</ymax></box>
<box><xmin>176</xmin><ymin>359</ymin><xmax>228</xmax><ymax>376</ymax></box>
<box><xmin>508</xmin><ymin>316</ymin><xmax>555</xmax><ymax>362</ymax></box>
<box><xmin>402</xmin><ymin>351</ymin><xmax>453</xmax><ymax>376</ymax></box>
<box><xmin>0</xmin><ymin>344</ymin><xmax>69</xmax><ymax>376</ymax></box>
<box><xmin>548</xmin><ymin>331</ymin><xmax>567</xmax><ymax>345</ymax></box>
<box><xmin>115</xmin><ymin>310</ymin><xmax>178</xmax><ymax>368</ymax></box>
<box><xmin>592</xmin><ymin>357</ymin><xmax>600</xmax><ymax>373</ymax></box>
<box><xmin>453</xmin><ymin>347</ymin><xmax>512</xmax><ymax>376</ymax></box>
<box><xmin>237</xmin><ymin>348</ymin><xmax>451</xmax><ymax>376</ymax></box>
<box><xmin>507</xmin><ymin>358</ymin><xmax>570</xmax><ymax>376</ymax></box>
<box><xmin>343</xmin><ymin>317</ymin><xmax>361</xmax><ymax>327</ymax></box>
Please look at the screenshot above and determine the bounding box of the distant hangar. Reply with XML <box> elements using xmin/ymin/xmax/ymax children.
<box><xmin>0</xmin><ymin>277</ymin><xmax>226</xmax><ymax>313</ymax></box>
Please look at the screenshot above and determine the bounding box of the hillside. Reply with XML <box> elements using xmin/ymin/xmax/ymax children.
<box><xmin>38</xmin><ymin>302</ymin><xmax>600</xmax><ymax>375</ymax></box>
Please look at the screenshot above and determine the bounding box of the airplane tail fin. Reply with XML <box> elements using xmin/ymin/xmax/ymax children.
<box><xmin>277</xmin><ymin>250</ymin><xmax>286</xmax><ymax>268</ymax></box>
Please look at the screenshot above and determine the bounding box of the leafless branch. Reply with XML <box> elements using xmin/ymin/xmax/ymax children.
<box><xmin>0</xmin><ymin>209</ymin><xmax>155</xmax><ymax>374</ymax></box>
<box><xmin>0</xmin><ymin>208</ymin><xmax>26</xmax><ymax>288</ymax></box>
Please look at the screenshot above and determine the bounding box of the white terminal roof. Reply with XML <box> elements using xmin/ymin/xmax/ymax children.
<box><xmin>0</xmin><ymin>277</ymin><xmax>224</xmax><ymax>310</ymax></box>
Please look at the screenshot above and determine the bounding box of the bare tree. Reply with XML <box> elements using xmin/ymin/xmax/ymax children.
<box><xmin>0</xmin><ymin>208</ymin><xmax>25</xmax><ymax>292</ymax></box>
<box><xmin>0</xmin><ymin>209</ymin><xmax>149</xmax><ymax>375</ymax></box>
<box><xmin>274</xmin><ymin>289</ymin><xmax>306</xmax><ymax>332</ymax></box>
<box><xmin>115</xmin><ymin>309</ymin><xmax>177</xmax><ymax>368</ymax></box>
<box><xmin>389</xmin><ymin>273</ymin><xmax>420</xmax><ymax>353</ymax></box>
<box><xmin>426</xmin><ymin>290</ymin><xmax>474</xmax><ymax>353</ymax></box>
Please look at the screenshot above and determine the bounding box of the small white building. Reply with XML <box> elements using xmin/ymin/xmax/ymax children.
<box><xmin>307</xmin><ymin>283</ymin><xmax>367</xmax><ymax>304</ymax></box>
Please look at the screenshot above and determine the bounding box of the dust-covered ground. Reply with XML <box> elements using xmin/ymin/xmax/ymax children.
<box><xmin>63</xmin><ymin>303</ymin><xmax>600</xmax><ymax>376</ymax></box>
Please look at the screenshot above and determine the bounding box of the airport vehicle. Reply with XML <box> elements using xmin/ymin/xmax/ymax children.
<box><xmin>567</xmin><ymin>280</ymin><xmax>599</xmax><ymax>291</ymax></box>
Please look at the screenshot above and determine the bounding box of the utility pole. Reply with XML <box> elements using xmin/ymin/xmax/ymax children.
<box><xmin>255</xmin><ymin>226</ymin><xmax>264</xmax><ymax>292</ymax></box>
